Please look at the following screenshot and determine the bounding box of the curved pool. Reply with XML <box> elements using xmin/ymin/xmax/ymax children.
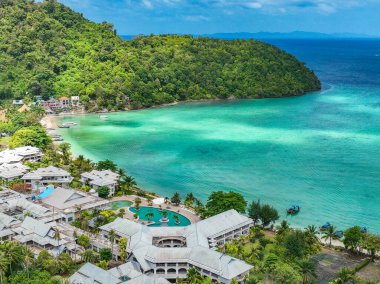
<box><xmin>129</xmin><ymin>206</ymin><xmax>191</xmax><ymax>227</ymax></box>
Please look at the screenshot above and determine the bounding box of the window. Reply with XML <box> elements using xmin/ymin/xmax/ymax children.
<box><xmin>178</xmin><ymin>268</ymin><xmax>187</xmax><ymax>274</ymax></box>
<box><xmin>167</xmin><ymin>268</ymin><xmax>176</xmax><ymax>274</ymax></box>
<box><xmin>156</xmin><ymin>269</ymin><xmax>165</xmax><ymax>274</ymax></box>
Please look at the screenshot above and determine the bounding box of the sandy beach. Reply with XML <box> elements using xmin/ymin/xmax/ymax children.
<box><xmin>40</xmin><ymin>115</ymin><xmax>58</xmax><ymax>129</ymax></box>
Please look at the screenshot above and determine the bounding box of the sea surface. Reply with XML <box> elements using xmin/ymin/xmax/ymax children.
<box><xmin>59</xmin><ymin>39</ymin><xmax>380</xmax><ymax>233</ymax></box>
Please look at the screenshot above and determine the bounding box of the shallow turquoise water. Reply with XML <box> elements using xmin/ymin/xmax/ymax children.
<box><xmin>129</xmin><ymin>206</ymin><xmax>191</xmax><ymax>226</ymax></box>
<box><xmin>58</xmin><ymin>39</ymin><xmax>380</xmax><ymax>233</ymax></box>
<box><xmin>58</xmin><ymin>85</ymin><xmax>380</xmax><ymax>233</ymax></box>
<box><xmin>109</xmin><ymin>200</ymin><xmax>132</xmax><ymax>210</ymax></box>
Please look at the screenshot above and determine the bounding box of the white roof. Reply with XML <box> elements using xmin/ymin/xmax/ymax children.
<box><xmin>0</xmin><ymin>212</ymin><xmax>20</xmax><ymax>231</ymax></box>
<box><xmin>5</xmin><ymin>198</ymin><xmax>51</xmax><ymax>217</ymax></box>
<box><xmin>0</xmin><ymin>146</ymin><xmax>42</xmax><ymax>164</ymax></box>
<box><xmin>41</xmin><ymin>187</ymin><xmax>109</xmax><ymax>211</ymax></box>
<box><xmin>22</xmin><ymin>166</ymin><xmax>72</xmax><ymax>180</ymax></box>
<box><xmin>100</xmin><ymin>210</ymin><xmax>253</xmax><ymax>280</ymax></box>
<box><xmin>70</xmin><ymin>263</ymin><xmax>120</xmax><ymax>284</ymax></box>
<box><xmin>81</xmin><ymin>170</ymin><xmax>118</xmax><ymax>186</ymax></box>
<box><xmin>0</xmin><ymin>163</ymin><xmax>29</xmax><ymax>179</ymax></box>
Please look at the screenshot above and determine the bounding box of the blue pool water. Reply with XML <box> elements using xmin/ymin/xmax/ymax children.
<box><xmin>129</xmin><ymin>206</ymin><xmax>191</xmax><ymax>227</ymax></box>
<box><xmin>38</xmin><ymin>186</ymin><xmax>55</xmax><ymax>199</ymax></box>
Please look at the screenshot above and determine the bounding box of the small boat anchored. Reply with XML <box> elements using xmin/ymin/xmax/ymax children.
<box><xmin>99</xmin><ymin>115</ymin><xmax>108</xmax><ymax>119</ymax></box>
<box><xmin>287</xmin><ymin>204</ymin><xmax>300</xmax><ymax>215</ymax></box>
<box><xmin>320</xmin><ymin>222</ymin><xmax>331</xmax><ymax>231</ymax></box>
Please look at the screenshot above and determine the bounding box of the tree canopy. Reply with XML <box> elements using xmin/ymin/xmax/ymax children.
<box><xmin>0</xmin><ymin>0</ymin><xmax>320</xmax><ymax>111</ymax></box>
<box><xmin>205</xmin><ymin>191</ymin><xmax>247</xmax><ymax>217</ymax></box>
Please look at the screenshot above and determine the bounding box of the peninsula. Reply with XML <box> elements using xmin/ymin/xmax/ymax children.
<box><xmin>0</xmin><ymin>0</ymin><xmax>320</xmax><ymax>112</ymax></box>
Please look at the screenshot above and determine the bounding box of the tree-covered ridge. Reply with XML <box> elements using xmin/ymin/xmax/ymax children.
<box><xmin>0</xmin><ymin>0</ymin><xmax>321</xmax><ymax>110</ymax></box>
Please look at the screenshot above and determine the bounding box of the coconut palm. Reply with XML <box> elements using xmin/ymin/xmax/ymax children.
<box><xmin>186</xmin><ymin>267</ymin><xmax>204</xmax><ymax>283</ymax></box>
<box><xmin>81</xmin><ymin>249</ymin><xmax>97</xmax><ymax>263</ymax></box>
<box><xmin>322</xmin><ymin>225</ymin><xmax>337</xmax><ymax>247</ymax></box>
<box><xmin>0</xmin><ymin>251</ymin><xmax>9</xmax><ymax>284</ymax></box>
<box><xmin>297</xmin><ymin>260</ymin><xmax>316</xmax><ymax>284</ymax></box>
<box><xmin>276</xmin><ymin>220</ymin><xmax>290</xmax><ymax>235</ymax></box>
<box><xmin>21</xmin><ymin>245</ymin><xmax>34</xmax><ymax>278</ymax></box>
<box><xmin>145</xmin><ymin>211</ymin><xmax>154</xmax><ymax>221</ymax></box>
<box><xmin>173</xmin><ymin>214</ymin><xmax>180</xmax><ymax>224</ymax></box>
<box><xmin>121</xmin><ymin>175</ymin><xmax>137</xmax><ymax>189</ymax></box>
<box><xmin>109</xmin><ymin>229</ymin><xmax>116</xmax><ymax>258</ymax></box>
<box><xmin>3</xmin><ymin>241</ymin><xmax>22</xmax><ymax>275</ymax></box>
<box><xmin>305</xmin><ymin>225</ymin><xmax>319</xmax><ymax>245</ymax></box>
<box><xmin>335</xmin><ymin>267</ymin><xmax>358</xmax><ymax>284</ymax></box>
<box><xmin>54</xmin><ymin>228</ymin><xmax>61</xmax><ymax>248</ymax></box>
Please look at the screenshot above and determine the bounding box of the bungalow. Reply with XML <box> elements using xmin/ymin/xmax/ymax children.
<box><xmin>71</xmin><ymin>96</ymin><xmax>80</xmax><ymax>107</ymax></box>
<box><xmin>0</xmin><ymin>146</ymin><xmax>43</xmax><ymax>165</ymax></box>
<box><xmin>0</xmin><ymin>163</ymin><xmax>29</xmax><ymax>182</ymax></box>
<box><xmin>99</xmin><ymin>210</ymin><xmax>254</xmax><ymax>284</ymax></box>
<box><xmin>59</xmin><ymin>96</ymin><xmax>70</xmax><ymax>108</ymax></box>
<box><xmin>22</xmin><ymin>166</ymin><xmax>73</xmax><ymax>191</ymax></box>
<box><xmin>40</xmin><ymin>187</ymin><xmax>109</xmax><ymax>223</ymax></box>
<box><xmin>81</xmin><ymin>170</ymin><xmax>119</xmax><ymax>196</ymax></box>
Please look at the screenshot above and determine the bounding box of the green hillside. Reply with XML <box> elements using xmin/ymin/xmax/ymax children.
<box><xmin>0</xmin><ymin>0</ymin><xmax>321</xmax><ymax>110</ymax></box>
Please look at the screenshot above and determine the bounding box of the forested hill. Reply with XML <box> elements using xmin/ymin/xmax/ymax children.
<box><xmin>0</xmin><ymin>0</ymin><xmax>321</xmax><ymax>111</ymax></box>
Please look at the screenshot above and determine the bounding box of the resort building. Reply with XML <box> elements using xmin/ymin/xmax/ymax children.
<box><xmin>99</xmin><ymin>210</ymin><xmax>254</xmax><ymax>283</ymax></box>
<box><xmin>22</xmin><ymin>166</ymin><xmax>73</xmax><ymax>190</ymax></box>
<box><xmin>40</xmin><ymin>187</ymin><xmax>109</xmax><ymax>223</ymax></box>
<box><xmin>11</xmin><ymin>216</ymin><xmax>79</xmax><ymax>257</ymax></box>
<box><xmin>71</xmin><ymin>96</ymin><xmax>80</xmax><ymax>107</ymax></box>
<box><xmin>12</xmin><ymin>99</ymin><xmax>23</xmax><ymax>105</ymax></box>
<box><xmin>70</xmin><ymin>262</ymin><xmax>170</xmax><ymax>284</ymax></box>
<box><xmin>0</xmin><ymin>146</ymin><xmax>43</xmax><ymax>165</ymax></box>
<box><xmin>81</xmin><ymin>170</ymin><xmax>119</xmax><ymax>196</ymax></box>
<box><xmin>0</xmin><ymin>212</ymin><xmax>20</xmax><ymax>240</ymax></box>
<box><xmin>59</xmin><ymin>96</ymin><xmax>70</xmax><ymax>108</ymax></box>
<box><xmin>0</xmin><ymin>163</ymin><xmax>29</xmax><ymax>181</ymax></box>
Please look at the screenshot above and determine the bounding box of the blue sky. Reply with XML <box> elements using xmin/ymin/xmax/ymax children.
<box><xmin>59</xmin><ymin>0</ymin><xmax>380</xmax><ymax>36</ymax></box>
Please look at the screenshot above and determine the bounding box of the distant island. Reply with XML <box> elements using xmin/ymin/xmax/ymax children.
<box><xmin>0</xmin><ymin>0</ymin><xmax>320</xmax><ymax>112</ymax></box>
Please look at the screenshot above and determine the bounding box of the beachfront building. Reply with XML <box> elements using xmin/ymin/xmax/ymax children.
<box><xmin>59</xmin><ymin>96</ymin><xmax>70</xmax><ymax>108</ymax></box>
<box><xmin>21</xmin><ymin>166</ymin><xmax>73</xmax><ymax>190</ymax></box>
<box><xmin>71</xmin><ymin>96</ymin><xmax>80</xmax><ymax>107</ymax></box>
<box><xmin>81</xmin><ymin>170</ymin><xmax>119</xmax><ymax>196</ymax></box>
<box><xmin>0</xmin><ymin>146</ymin><xmax>43</xmax><ymax>165</ymax></box>
<box><xmin>0</xmin><ymin>163</ymin><xmax>29</xmax><ymax>182</ymax></box>
<box><xmin>99</xmin><ymin>210</ymin><xmax>253</xmax><ymax>283</ymax></box>
<box><xmin>40</xmin><ymin>187</ymin><xmax>109</xmax><ymax>223</ymax></box>
<box><xmin>12</xmin><ymin>99</ymin><xmax>23</xmax><ymax>105</ymax></box>
<box><xmin>70</xmin><ymin>262</ymin><xmax>170</xmax><ymax>284</ymax></box>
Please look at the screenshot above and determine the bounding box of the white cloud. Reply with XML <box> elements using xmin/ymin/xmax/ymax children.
<box><xmin>184</xmin><ymin>15</ymin><xmax>210</xmax><ymax>21</ymax></box>
<box><xmin>244</xmin><ymin>2</ymin><xmax>262</xmax><ymax>9</ymax></box>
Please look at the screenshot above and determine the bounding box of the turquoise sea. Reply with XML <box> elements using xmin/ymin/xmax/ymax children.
<box><xmin>59</xmin><ymin>39</ymin><xmax>380</xmax><ymax>233</ymax></box>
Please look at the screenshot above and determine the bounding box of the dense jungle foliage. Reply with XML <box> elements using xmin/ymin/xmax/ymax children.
<box><xmin>0</xmin><ymin>0</ymin><xmax>320</xmax><ymax>111</ymax></box>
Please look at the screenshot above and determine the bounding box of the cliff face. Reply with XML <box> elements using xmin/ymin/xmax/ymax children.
<box><xmin>0</xmin><ymin>0</ymin><xmax>321</xmax><ymax>110</ymax></box>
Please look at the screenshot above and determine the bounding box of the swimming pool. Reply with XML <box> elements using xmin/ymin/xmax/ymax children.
<box><xmin>38</xmin><ymin>186</ymin><xmax>55</xmax><ymax>199</ymax></box>
<box><xmin>109</xmin><ymin>200</ymin><xmax>133</xmax><ymax>210</ymax></box>
<box><xmin>129</xmin><ymin>206</ymin><xmax>191</xmax><ymax>227</ymax></box>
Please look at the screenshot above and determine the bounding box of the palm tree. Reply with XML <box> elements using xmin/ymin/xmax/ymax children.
<box><xmin>109</xmin><ymin>229</ymin><xmax>116</xmax><ymax>259</ymax></box>
<box><xmin>54</xmin><ymin>228</ymin><xmax>61</xmax><ymax>248</ymax></box>
<box><xmin>322</xmin><ymin>225</ymin><xmax>337</xmax><ymax>247</ymax></box>
<box><xmin>297</xmin><ymin>260</ymin><xmax>316</xmax><ymax>284</ymax></box>
<box><xmin>81</xmin><ymin>249</ymin><xmax>97</xmax><ymax>263</ymax></box>
<box><xmin>335</xmin><ymin>267</ymin><xmax>358</xmax><ymax>284</ymax></box>
<box><xmin>173</xmin><ymin>214</ymin><xmax>180</xmax><ymax>225</ymax></box>
<box><xmin>276</xmin><ymin>220</ymin><xmax>290</xmax><ymax>235</ymax></box>
<box><xmin>3</xmin><ymin>241</ymin><xmax>22</xmax><ymax>275</ymax></box>
<box><xmin>121</xmin><ymin>175</ymin><xmax>137</xmax><ymax>189</ymax></box>
<box><xmin>21</xmin><ymin>245</ymin><xmax>34</xmax><ymax>278</ymax></box>
<box><xmin>0</xmin><ymin>251</ymin><xmax>9</xmax><ymax>284</ymax></box>
<box><xmin>117</xmin><ymin>168</ymin><xmax>126</xmax><ymax>177</ymax></box>
<box><xmin>145</xmin><ymin>211</ymin><xmax>154</xmax><ymax>221</ymax></box>
<box><xmin>305</xmin><ymin>225</ymin><xmax>319</xmax><ymax>245</ymax></box>
<box><xmin>186</xmin><ymin>267</ymin><xmax>204</xmax><ymax>283</ymax></box>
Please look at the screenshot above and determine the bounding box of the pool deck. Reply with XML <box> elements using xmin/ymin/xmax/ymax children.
<box><xmin>111</xmin><ymin>195</ymin><xmax>201</xmax><ymax>224</ymax></box>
